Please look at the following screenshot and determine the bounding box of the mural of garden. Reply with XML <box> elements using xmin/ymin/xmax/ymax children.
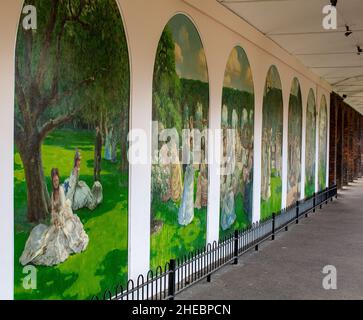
<box><xmin>260</xmin><ymin>65</ymin><xmax>283</xmax><ymax>220</ymax></box>
<box><xmin>219</xmin><ymin>46</ymin><xmax>254</xmax><ymax>239</ymax></box>
<box><xmin>286</xmin><ymin>78</ymin><xmax>302</xmax><ymax>206</ymax></box>
<box><xmin>14</xmin><ymin>0</ymin><xmax>130</xmax><ymax>299</ymax></box>
<box><xmin>319</xmin><ymin>95</ymin><xmax>328</xmax><ymax>191</ymax></box>
<box><xmin>150</xmin><ymin>14</ymin><xmax>209</xmax><ymax>269</ymax></box>
<box><xmin>305</xmin><ymin>89</ymin><xmax>317</xmax><ymax>197</ymax></box>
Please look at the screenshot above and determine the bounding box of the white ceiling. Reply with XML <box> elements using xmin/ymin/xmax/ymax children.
<box><xmin>217</xmin><ymin>0</ymin><xmax>363</xmax><ymax>113</ymax></box>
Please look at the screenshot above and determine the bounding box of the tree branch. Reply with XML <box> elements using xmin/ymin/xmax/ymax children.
<box><xmin>39</xmin><ymin>108</ymin><xmax>80</xmax><ymax>141</ymax></box>
<box><xmin>14</xmin><ymin>119</ymin><xmax>25</xmax><ymax>149</ymax></box>
<box><xmin>22</xmin><ymin>0</ymin><xmax>35</xmax><ymax>81</ymax></box>
<box><xmin>35</xmin><ymin>0</ymin><xmax>60</xmax><ymax>88</ymax></box>
<box><xmin>23</xmin><ymin>30</ymin><xmax>33</xmax><ymax>82</ymax></box>
<box><xmin>48</xmin><ymin>75</ymin><xmax>95</xmax><ymax>108</ymax></box>
<box><xmin>48</xmin><ymin>18</ymin><xmax>67</xmax><ymax>105</ymax></box>
<box><xmin>15</xmin><ymin>61</ymin><xmax>31</xmax><ymax>132</ymax></box>
<box><xmin>36</xmin><ymin>1</ymin><xmax>90</xmax><ymax>119</ymax></box>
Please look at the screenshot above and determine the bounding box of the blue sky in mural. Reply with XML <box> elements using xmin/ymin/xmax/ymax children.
<box><xmin>168</xmin><ymin>14</ymin><xmax>208</xmax><ymax>82</ymax></box>
<box><xmin>265</xmin><ymin>65</ymin><xmax>282</xmax><ymax>91</ymax></box>
<box><xmin>223</xmin><ymin>47</ymin><xmax>254</xmax><ymax>94</ymax></box>
<box><xmin>291</xmin><ymin>77</ymin><xmax>301</xmax><ymax>97</ymax></box>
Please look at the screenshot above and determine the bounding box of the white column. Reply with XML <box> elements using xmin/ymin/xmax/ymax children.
<box><xmin>119</xmin><ymin>0</ymin><xmax>159</xmax><ymax>280</ymax></box>
<box><xmin>300</xmin><ymin>86</ymin><xmax>308</xmax><ymax>200</ymax></box>
<box><xmin>0</xmin><ymin>0</ymin><xmax>22</xmax><ymax>301</ymax></box>
<box><xmin>206</xmin><ymin>77</ymin><xmax>222</xmax><ymax>245</ymax></box>
<box><xmin>281</xmin><ymin>81</ymin><xmax>291</xmax><ymax>209</ymax></box>
<box><xmin>252</xmin><ymin>83</ymin><xmax>264</xmax><ymax>222</ymax></box>
<box><xmin>315</xmin><ymin>86</ymin><xmax>320</xmax><ymax>192</ymax></box>
<box><xmin>326</xmin><ymin>93</ymin><xmax>331</xmax><ymax>188</ymax></box>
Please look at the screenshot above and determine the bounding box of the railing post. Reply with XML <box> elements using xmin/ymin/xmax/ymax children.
<box><xmin>325</xmin><ymin>187</ymin><xmax>329</xmax><ymax>205</ymax></box>
<box><xmin>233</xmin><ymin>230</ymin><xmax>239</xmax><ymax>265</ymax></box>
<box><xmin>271</xmin><ymin>213</ymin><xmax>275</xmax><ymax>240</ymax></box>
<box><xmin>313</xmin><ymin>192</ymin><xmax>316</xmax><ymax>213</ymax></box>
<box><xmin>168</xmin><ymin>259</ymin><xmax>176</xmax><ymax>300</ymax></box>
<box><xmin>295</xmin><ymin>200</ymin><xmax>299</xmax><ymax>224</ymax></box>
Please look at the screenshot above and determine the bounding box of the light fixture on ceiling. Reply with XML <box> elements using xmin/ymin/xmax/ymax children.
<box><xmin>345</xmin><ymin>25</ymin><xmax>352</xmax><ymax>37</ymax></box>
<box><xmin>330</xmin><ymin>0</ymin><xmax>338</xmax><ymax>7</ymax></box>
<box><xmin>358</xmin><ymin>46</ymin><xmax>363</xmax><ymax>55</ymax></box>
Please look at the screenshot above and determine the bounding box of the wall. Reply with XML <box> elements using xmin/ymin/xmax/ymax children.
<box><xmin>329</xmin><ymin>92</ymin><xmax>363</xmax><ymax>188</ymax></box>
<box><xmin>0</xmin><ymin>0</ymin><xmax>331</xmax><ymax>300</ymax></box>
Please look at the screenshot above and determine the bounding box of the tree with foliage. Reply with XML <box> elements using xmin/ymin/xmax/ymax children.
<box><xmin>152</xmin><ymin>27</ymin><xmax>182</xmax><ymax>134</ymax></box>
<box><xmin>15</xmin><ymin>0</ymin><xmax>129</xmax><ymax>222</ymax></box>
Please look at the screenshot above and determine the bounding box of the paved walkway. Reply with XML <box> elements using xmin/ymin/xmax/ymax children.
<box><xmin>177</xmin><ymin>179</ymin><xmax>363</xmax><ymax>300</ymax></box>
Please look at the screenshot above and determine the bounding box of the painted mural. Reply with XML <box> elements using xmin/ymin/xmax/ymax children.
<box><xmin>305</xmin><ymin>89</ymin><xmax>317</xmax><ymax>197</ymax></box>
<box><xmin>261</xmin><ymin>66</ymin><xmax>283</xmax><ymax>219</ymax></box>
<box><xmin>286</xmin><ymin>78</ymin><xmax>302</xmax><ymax>206</ymax></box>
<box><xmin>319</xmin><ymin>95</ymin><xmax>328</xmax><ymax>191</ymax></box>
<box><xmin>14</xmin><ymin>0</ymin><xmax>130</xmax><ymax>299</ymax></box>
<box><xmin>150</xmin><ymin>14</ymin><xmax>209</xmax><ymax>269</ymax></box>
<box><xmin>219</xmin><ymin>46</ymin><xmax>254</xmax><ymax>239</ymax></box>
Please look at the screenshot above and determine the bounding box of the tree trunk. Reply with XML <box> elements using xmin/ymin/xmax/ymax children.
<box><xmin>120</xmin><ymin>108</ymin><xmax>129</xmax><ymax>172</ymax></box>
<box><xmin>20</xmin><ymin>141</ymin><xmax>51</xmax><ymax>223</ymax></box>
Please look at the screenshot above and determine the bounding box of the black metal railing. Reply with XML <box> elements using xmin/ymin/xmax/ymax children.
<box><xmin>92</xmin><ymin>184</ymin><xmax>338</xmax><ymax>301</ymax></box>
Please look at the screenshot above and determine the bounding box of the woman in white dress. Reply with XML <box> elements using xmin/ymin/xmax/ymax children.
<box><xmin>20</xmin><ymin>168</ymin><xmax>89</xmax><ymax>267</ymax></box>
<box><xmin>104</xmin><ymin>126</ymin><xmax>113</xmax><ymax>161</ymax></box>
<box><xmin>64</xmin><ymin>150</ymin><xmax>103</xmax><ymax>211</ymax></box>
<box><xmin>178</xmin><ymin>135</ymin><xmax>195</xmax><ymax>226</ymax></box>
<box><xmin>220</xmin><ymin>174</ymin><xmax>236</xmax><ymax>231</ymax></box>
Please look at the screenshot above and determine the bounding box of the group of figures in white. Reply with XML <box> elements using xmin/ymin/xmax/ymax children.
<box><xmin>20</xmin><ymin>150</ymin><xmax>103</xmax><ymax>267</ymax></box>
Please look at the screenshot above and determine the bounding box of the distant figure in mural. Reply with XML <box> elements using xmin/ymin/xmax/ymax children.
<box><xmin>104</xmin><ymin>126</ymin><xmax>113</xmax><ymax>161</ymax></box>
<box><xmin>111</xmin><ymin>127</ymin><xmax>119</xmax><ymax>163</ymax></box>
<box><xmin>220</xmin><ymin>174</ymin><xmax>236</xmax><ymax>231</ymax></box>
<box><xmin>20</xmin><ymin>168</ymin><xmax>89</xmax><ymax>267</ymax></box>
<box><xmin>178</xmin><ymin>135</ymin><xmax>195</xmax><ymax>226</ymax></box>
<box><xmin>94</xmin><ymin>126</ymin><xmax>102</xmax><ymax>182</ymax></box>
<box><xmin>65</xmin><ymin>150</ymin><xmax>103</xmax><ymax>211</ymax></box>
<box><xmin>159</xmin><ymin>140</ymin><xmax>172</xmax><ymax>202</ymax></box>
<box><xmin>231</xmin><ymin>109</ymin><xmax>241</xmax><ymax>196</ymax></box>
<box><xmin>195</xmin><ymin>161</ymin><xmax>208</xmax><ymax>209</ymax></box>
<box><xmin>170</xmin><ymin>141</ymin><xmax>183</xmax><ymax>202</ymax></box>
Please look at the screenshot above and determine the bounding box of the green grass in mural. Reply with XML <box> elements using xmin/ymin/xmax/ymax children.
<box><xmin>305</xmin><ymin>178</ymin><xmax>315</xmax><ymax>198</ymax></box>
<box><xmin>14</xmin><ymin>129</ymin><xmax>128</xmax><ymax>300</ymax></box>
<box><xmin>150</xmin><ymin>195</ymin><xmax>207</xmax><ymax>271</ymax></box>
<box><xmin>219</xmin><ymin>194</ymin><xmax>251</xmax><ymax>240</ymax></box>
<box><xmin>260</xmin><ymin>176</ymin><xmax>282</xmax><ymax>220</ymax></box>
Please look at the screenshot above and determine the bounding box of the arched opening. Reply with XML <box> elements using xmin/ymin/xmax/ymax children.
<box><xmin>14</xmin><ymin>0</ymin><xmax>130</xmax><ymax>300</ymax></box>
<box><xmin>319</xmin><ymin>95</ymin><xmax>328</xmax><ymax>190</ymax></box>
<box><xmin>150</xmin><ymin>14</ymin><xmax>209</xmax><ymax>270</ymax></box>
<box><xmin>261</xmin><ymin>65</ymin><xmax>283</xmax><ymax>219</ymax></box>
<box><xmin>287</xmin><ymin>78</ymin><xmax>302</xmax><ymax>206</ymax></box>
<box><xmin>305</xmin><ymin>89</ymin><xmax>317</xmax><ymax>197</ymax></box>
<box><xmin>219</xmin><ymin>46</ymin><xmax>254</xmax><ymax>238</ymax></box>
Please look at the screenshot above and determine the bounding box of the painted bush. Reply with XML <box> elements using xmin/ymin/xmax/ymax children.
<box><xmin>219</xmin><ymin>46</ymin><xmax>254</xmax><ymax>239</ymax></box>
<box><xmin>14</xmin><ymin>0</ymin><xmax>130</xmax><ymax>299</ymax></box>
<box><xmin>305</xmin><ymin>89</ymin><xmax>316</xmax><ymax>197</ymax></box>
<box><xmin>150</xmin><ymin>14</ymin><xmax>209</xmax><ymax>269</ymax></box>
<box><xmin>261</xmin><ymin>66</ymin><xmax>283</xmax><ymax>219</ymax></box>
<box><xmin>319</xmin><ymin>95</ymin><xmax>328</xmax><ymax>191</ymax></box>
<box><xmin>286</xmin><ymin>78</ymin><xmax>302</xmax><ymax>206</ymax></box>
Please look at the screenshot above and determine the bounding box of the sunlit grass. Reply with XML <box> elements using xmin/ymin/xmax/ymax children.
<box><xmin>14</xmin><ymin>129</ymin><xmax>128</xmax><ymax>300</ymax></box>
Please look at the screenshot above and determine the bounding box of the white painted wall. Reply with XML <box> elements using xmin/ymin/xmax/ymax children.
<box><xmin>0</xmin><ymin>0</ymin><xmax>331</xmax><ymax>299</ymax></box>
